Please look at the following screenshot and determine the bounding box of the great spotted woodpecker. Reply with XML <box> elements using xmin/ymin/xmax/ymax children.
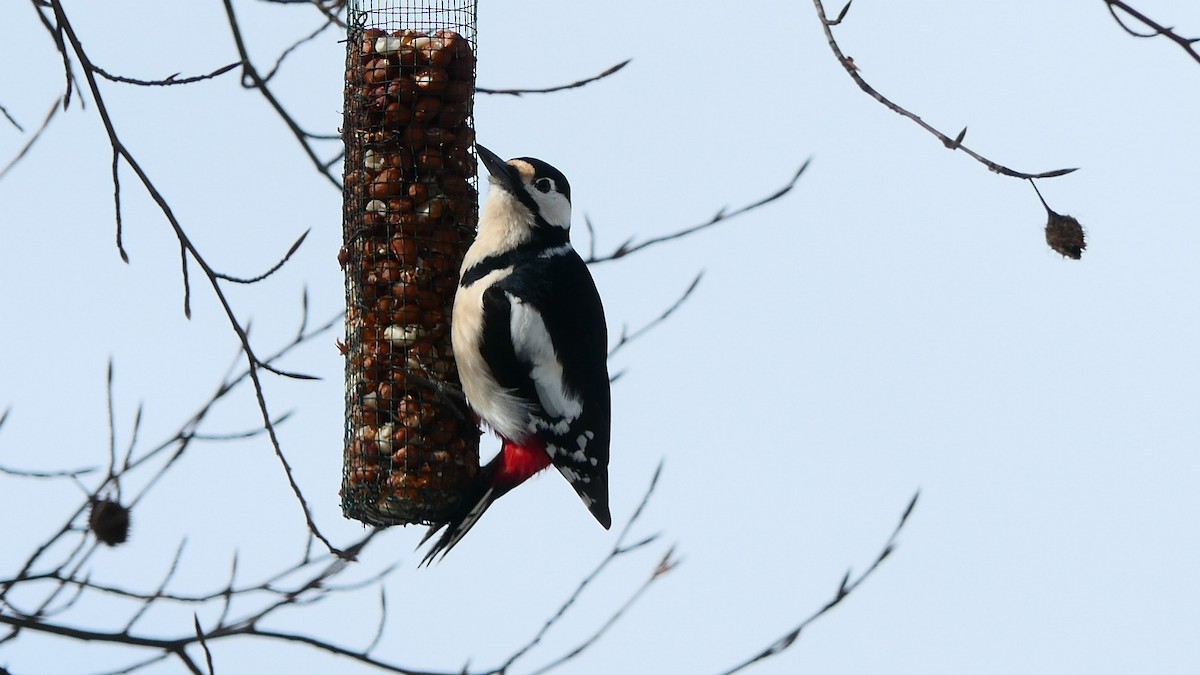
<box><xmin>420</xmin><ymin>144</ymin><xmax>611</xmax><ymax>563</ymax></box>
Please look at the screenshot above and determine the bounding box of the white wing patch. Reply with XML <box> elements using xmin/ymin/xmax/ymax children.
<box><xmin>508</xmin><ymin>295</ymin><xmax>583</xmax><ymax>423</ymax></box>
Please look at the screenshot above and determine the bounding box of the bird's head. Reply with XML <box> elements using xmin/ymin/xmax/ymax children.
<box><xmin>476</xmin><ymin>143</ymin><xmax>572</xmax><ymax>231</ymax></box>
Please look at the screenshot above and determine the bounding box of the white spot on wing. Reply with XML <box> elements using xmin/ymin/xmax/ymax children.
<box><xmin>531</xmin><ymin>417</ymin><xmax>571</xmax><ymax>435</ymax></box>
<box><xmin>558</xmin><ymin>465</ymin><xmax>590</xmax><ymax>484</ymax></box>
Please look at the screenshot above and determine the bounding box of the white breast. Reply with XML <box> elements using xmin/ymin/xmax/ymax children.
<box><xmin>452</xmin><ymin>267</ymin><xmax>534</xmax><ymax>442</ymax></box>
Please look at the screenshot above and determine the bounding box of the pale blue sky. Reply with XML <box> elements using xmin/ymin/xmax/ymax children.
<box><xmin>2</xmin><ymin>1</ymin><xmax>1198</xmax><ymax>673</ymax></box>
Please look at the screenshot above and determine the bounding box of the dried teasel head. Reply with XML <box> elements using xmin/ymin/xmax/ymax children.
<box><xmin>89</xmin><ymin>497</ymin><xmax>131</xmax><ymax>546</ymax></box>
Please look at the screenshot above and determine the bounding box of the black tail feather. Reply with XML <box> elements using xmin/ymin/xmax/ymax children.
<box><xmin>418</xmin><ymin>485</ymin><xmax>498</xmax><ymax>566</ymax></box>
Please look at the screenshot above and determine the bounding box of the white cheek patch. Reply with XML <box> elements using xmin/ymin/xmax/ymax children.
<box><xmin>530</xmin><ymin>191</ymin><xmax>571</xmax><ymax>229</ymax></box>
<box><xmin>508</xmin><ymin>296</ymin><xmax>583</xmax><ymax>422</ymax></box>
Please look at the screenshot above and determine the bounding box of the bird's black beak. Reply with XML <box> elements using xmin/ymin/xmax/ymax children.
<box><xmin>476</xmin><ymin>143</ymin><xmax>522</xmax><ymax>195</ymax></box>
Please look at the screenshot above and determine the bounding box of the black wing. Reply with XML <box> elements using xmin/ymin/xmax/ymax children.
<box><xmin>477</xmin><ymin>250</ymin><xmax>611</xmax><ymax>527</ymax></box>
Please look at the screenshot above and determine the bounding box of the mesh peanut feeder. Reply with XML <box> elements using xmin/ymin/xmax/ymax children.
<box><xmin>341</xmin><ymin>0</ymin><xmax>480</xmax><ymax>525</ymax></box>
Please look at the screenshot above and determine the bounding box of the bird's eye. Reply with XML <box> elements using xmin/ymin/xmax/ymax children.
<box><xmin>534</xmin><ymin>178</ymin><xmax>554</xmax><ymax>194</ymax></box>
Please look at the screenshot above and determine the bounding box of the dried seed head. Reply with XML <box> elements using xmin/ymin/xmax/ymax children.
<box><xmin>1031</xmin><ymin>181</ymin><xmax>1085</xmax><ymax>260</ymax></box>
<box><xmin>89</xmin><ymin>498</ymin><xmax>131</xmax><ymax>546</ymax></box>
<box><xmin>1045</xmin><ymin>210</ymin><xmax>1086</xmax><ymax>260</ymax></box>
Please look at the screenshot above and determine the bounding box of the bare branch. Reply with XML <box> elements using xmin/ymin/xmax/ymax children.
<box><xmin>264</xmin><ymin>18</ymin><xmax>339</xmax><ymax>82</ymax></box>
<box><xmin>527</xmin><ymin>547</ymin><xmax>680</xmax><ymax>675</ymax></box>
<box><xmin>112</xmin><ymin>148</ymin><xmax>129</xmax><ymax>262</ymax></box>
<box><xmin>105</xmin><ymin>360</ymin><xmax>118</xmax><ymax>487</ymax></box>
<box><xmin>364</xmin><ymin>587</ymin><xmax>387</xmax><ymax>655</ymax></box>
<box><xmin>0</xmin><ymin>96</ymin><xmax>61</xmax><ymax>181</ymax></box>
<box><xmin>715</xmin><ymin>490</ymin><xmax>920</xmax><ymax>674</ymax></box>
<box><xmin>0</xmin><ymin>464</ymin><xmax>97</xmax><ymax>479</ymax></box>
<box><xmin>93</xmin><ymin>62</ymin><xmax>240</xmax><ymax>87</ymax></box>
<box><xmin>93</xmin><ymin>653</ymin><xmax>171</xmax><ymax>675</ymax></box>
<box><xmin>609</xmin><ymin>273</ymin><xmax>702</xmax><ymax>361</ymax></box>
<box><xmin>45</xmin><ymin>0</ymin><xmax>342</xmax><ymax>555</ymax></box>
<box><xmin>588</xmin><ymin>160</ymin><xmax>809</xmax><ymax>263</ymax></box>
<box><xmin>498</xmin><ymin>462</ymin><xmax>664</xmax><ymax>673</ymax></box>
<box><xmin>1104</xmin><ymin>0</ymin><xmax>1200</xmax><ymax>67</ymax></box>
<box><xmin>257</xmin><ymin>0</ymin><xmax>348</xmax><ymax>30</ymax></box>
<box><xmin>811</xmin><ymin>0</ymin><xmax>1077</xmax><ymax>179</ymax></box>
<box><xmin>214</xmin><ymin>229</ymin><xmax>311</xmax><ymax>284</ymax></box>
<box><xmin>830</xmin><ymin>0</ymin><xmax>853</xmax><ymax>26</ymax></box>
<box><xmin>194</xmin><ymin>615</ymin><xmax>215</xmax><ymax>675</ymax></box>
<box><xmin>0</xmin><ymin>102</ymin><xmax>23</xmax><ymax>131</ymax></box>
<box><xmin>222</xmin><ymin>0</ymin><xmax>342</xmax><ymax>189</ymax></box>
<box><xmin>122</xmin><ymin>540</ymin><xmax>188</xmax><ymax>632</ymax></box>
<box><xmin>29</xmin><ymin>1</ymin><xmax>76</xmax><ymax>110</ymax></box>
<box><xmin>478</xmin><ymin>59</ymin><xmax>631</xmax><ymax>96</ymax></box>
<box><xmin>174</xmin><ymin>648</ymin><xmax>205</xmax><ymax>675</ymax></box>
<box><xmin>184</xmin><ymin>412</ymin><xmax>296</xmax><ymax>441</ymax></box>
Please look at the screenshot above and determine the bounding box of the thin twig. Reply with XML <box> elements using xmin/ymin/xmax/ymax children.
<box><xmin>609</xmin><ymin>272</ymin><xmax>703</xmax><ymax>361</ymax></box>
<box><xmin>588</xmin><ymin>160</ymin><xmax>809</xmax><ymax>264</ymax></box>
<box><xmin>527</xmin><ymin>547</ymin><xmax>680</xmax><ymax>675</ymax></box>
<box><xmin>0</xmin><ymin>97</ymin><xmax>61</xmax><ymax>181</ymax></box>
<box><xmin>715</xmin><ymin>491</ymin><xmax>920</xmax><ymax>674</ymax></box>
<box><xmin>92</xmin><ymin>653</ymin><xmax>171</xmax><ymax>675</ymax></box>
<box><xmin>49</xmin><ymin>0</ymin><xmax>342</xmax><ymax>556</ymax></box>
<box><xmin>105</xmin><ymin>360</ymin><xmax>118</xmax><ymax>487</ymax></box>
<box><xmin>0</xmin><ymin>464</ymin><xmax>97</xmax><ymax>479</ymax></box>
<box><xmin>121</xmin><ymin>541</ymin><xmax>188</xmax><ymax>633</ymax></box>
<box><xmin>194</xmin><ymin>615</ymin><xmax>215</xmax><ymax>675</ymax></box>
<box><xmin>222</xmin><ymin>0</ymin><xmax>342</xmax><ymax>189</ymax></box>
<box><xmin>0</xmin><ymin>102</ymin><xmax>23</xmax><ymax>131</ymax></box>
<box><xmin>479</xmin><ymin>59</ymin><xmax>631</xmax><ymax>96</ymax></box>
<box><xmin>112</xmin><ymin>147</ymin><xmax>128</xmax><ymax>262</ymax></box>
<box><xmin>213</xmin><ymin>229</ymin><xmax>311</xmax><ymax>284</ymax></box>
<box><xmin>497</xmin><ymin>463</ymin><xmax>664</xmax><ymax>672</ymax></box>
<box><xmin>364</xmin><ymin>587</ymin><xmax>387</xmax><ymax>655</ymax></box>
<box><xmin>812</xmin><ymin>0</ymin><xmax>1077</xmax><ymax>179</ymax></box>
<box><xmin>1104</xmin><ymin>0</ymin><xmax>1200</xmax><ymax>66</ymax></box>
<box><xmin>93</xmin><ymin>62</ymin><xmax>240</xmax><ymax>86</ymax></box>
<box><xmin>264</xmin><ymin>18</ymin><xmax>338</xmax><ymax>82</ymax></box>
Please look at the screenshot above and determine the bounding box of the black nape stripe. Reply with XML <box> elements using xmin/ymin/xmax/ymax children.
<box><xmin>460</xmin><ymin>232</ymin><xmax>571</xmax><ymax>287</ymax></box>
